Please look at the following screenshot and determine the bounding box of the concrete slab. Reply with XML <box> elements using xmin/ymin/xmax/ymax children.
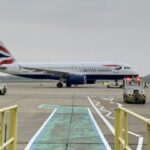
<box><xmin>27</xmin><ymin>107</ymin><xmax>108</xmax><ymax>150</ymax></box>
<box><xmin>30</xmin><ymin>144</ymin><xmax>66</xmax><ymax>150</ymax></box>
<box><xmin>67</xmin><ymin>144</ymin><xmax>107</xmax><ymax>150</ymax></box>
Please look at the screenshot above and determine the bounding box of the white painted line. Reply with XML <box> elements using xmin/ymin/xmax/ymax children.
<box><xmin>24</xmin><ymin>108</ymin><xmax>57</xmax><ymax>150</ymax></box>
<box><xmin>88</xmin><ymin>108</ymin><xmax>111</xmax><ymax>150</ymax></box>
<box><xmin>116</xmin><ymin>103</ymin><xmax>124</xmax><ymax>107</ymax></box>
<box><xmin>93</xmin><ymin>100</ymin><xmax>114</xmax><ymax>120</ymax></box>
<box><xmin>88</xmin><ymin>96</ymin><xmax>115</xmax><ymax>135</ymax></box>
<box><xmin>101</xmin><ymin>97</ymin><xmax>114</xmax><ymax>102</ymax></box>
<box><xmin>38</xmin><ymin>104</ymin><xmax>45</xmax><ymax>108</ymax></box>
<box><xmin>128</xmin><ymin>131</ymin><xmax>143</xmax><ymax>150</ymax></box>
<box><xmin>106</xmin><ymin>112</ymin><xmax>114</xmax><ymax>120</ymax></box>
<box><xmin>128</xmin><ymin>131</ymin><xmax>141</xmax><ymax>137</ymax></box>
<box><xmin>137</xmin><ymin>137</ymin><xmax>144</xmax><ymax>150</ymax></box>
<box><xmin>88</xmin><ymin>96</ymin><xmax>143</xmax><ymax>150</ymax></box>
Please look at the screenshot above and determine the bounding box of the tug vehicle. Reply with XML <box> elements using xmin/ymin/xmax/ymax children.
<box><xmin>123</xmin><ymin>77</ymin><xmax>146</xmax><ymax>104</ymax></box>
<box><xmin>0</xmin><ymin>84</ymin><xmax>7</xmax><ymax>95</ymax></box>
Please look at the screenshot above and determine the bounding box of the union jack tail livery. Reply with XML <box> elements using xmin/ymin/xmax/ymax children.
<box><xmin>0</xmin><ymin>41</ymin><xmax>15</xmax><ymax>65</ymax></box>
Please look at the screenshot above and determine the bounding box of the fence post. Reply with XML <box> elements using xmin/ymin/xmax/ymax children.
<box><xmin>0</xmin><ymin>112</ymin><xmax>5</xmax><ymax>150</ymax></box>
<box><xmin>8</xmin><ymin>107</ymin><xmax>17</xmax><ymax>150</ymax></box>
<box><xmin>115</xmin><ymin>109</ymin><xmax>122</xmax><ymax>150</ymax></box>
<box><xmin>115</xmin><ymin>109</ymin><xmax>118</xmax><ymax>150</ymax></box>
<box><xmin>147</xmin><ymin>121</ymin><xmax>150</xmax><ymax>150</ymax></box>
<box><xmin>124</xmin><ymin>111</ymin><xmax>128</xmax><ymax>148</ymax></box>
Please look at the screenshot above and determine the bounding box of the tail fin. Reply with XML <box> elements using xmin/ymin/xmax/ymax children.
<box><xmin>0</xmin><ymin>41</ymin><xmax>15</xmax><ymax>65</ymax></box>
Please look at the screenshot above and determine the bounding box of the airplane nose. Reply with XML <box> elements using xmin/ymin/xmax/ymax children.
<box><xmin>132</xmin><ymin>70</ymin><xmax>139</xmax><ymax>77</ymax></box>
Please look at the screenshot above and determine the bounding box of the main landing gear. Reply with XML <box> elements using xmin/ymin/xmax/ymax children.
<box><xmin>66</xmin><ymin>83</ymin><xmax>72</xmax><ymax>88</ymax></box>
<box><xmin>57</xmin><ymin>82</ymin><xmax>63</xmax><ymax>88</ymax></box>
<box><xmin>115</xmin><ymin>80</ymin><xmax>119</xmax><ymax>86</ymax></box>
<box><xmin>56</xmin><ymin>82</ymin><xmax>72</xmax><ymax>88</ymax></box>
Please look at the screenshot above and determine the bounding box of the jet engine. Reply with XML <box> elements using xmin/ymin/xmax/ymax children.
<box><xmin>66</xmin><ymin>75</ymin><xmax>87</xmax><ymax>85</ymax></box>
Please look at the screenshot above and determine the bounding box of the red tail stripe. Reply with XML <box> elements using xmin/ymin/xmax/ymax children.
<box><xmin>0</xmin><ymin>59</ymin><xmax>14</xmax><ymax>65</ymax></box>
<box><xmin>0</xmin><ymin>46</ymin><xmax>10</xmax><ymax>53</ymax></box>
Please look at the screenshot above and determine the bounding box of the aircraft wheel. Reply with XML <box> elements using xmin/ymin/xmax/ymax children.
<box><xmin>57</xmin><ymin>82</ymin><xmax>63</xmax><ymax>88</ymax></box>
<box><xmin>120</xmin><ymin>85</ymin><xmax>124</xmax><ymax>88</ymax></box>
<box><xmin>66</xmin><ymin>83</ymin><xmax>71</xmax><ymax>88</ymax></box>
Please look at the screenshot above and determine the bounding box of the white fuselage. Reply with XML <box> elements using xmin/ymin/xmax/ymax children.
<box><xmin>2</xmin><ymin>62</ymin><xmax>138</xmax><ymax>80</ymax></box>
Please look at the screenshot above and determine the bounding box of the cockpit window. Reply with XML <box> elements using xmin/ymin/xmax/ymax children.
<box><xmin>124</xmin><ymin>66</ymin><xmax>131</xmax><ymax>69</ymax></box>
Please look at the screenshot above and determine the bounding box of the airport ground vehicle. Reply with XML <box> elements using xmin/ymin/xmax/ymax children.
<box><xmin>0</xmin><ymin>83</ymin><xmax>7</xmax><ymax>95</ymax></box>
<box><xmin>123</xmin><ymin>77</ymin><xmax>146</xmax><ymax>104</ymax></box>
<box><xmin>103</xmin><ymin>81</ymin><xmax>123</xmax><ymax>88</ymax></box>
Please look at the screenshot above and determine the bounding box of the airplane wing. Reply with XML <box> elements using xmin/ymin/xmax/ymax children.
<box><xmin>20</xmin><ymin>65</ymin><xmax>70</xmax><ymax>78</ymax></box>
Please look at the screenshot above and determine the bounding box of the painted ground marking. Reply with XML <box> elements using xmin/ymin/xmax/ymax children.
<box><xmin>87</xmin><ymin>96</ymin><xmax>144</xmax><ymax>150</ymax></box>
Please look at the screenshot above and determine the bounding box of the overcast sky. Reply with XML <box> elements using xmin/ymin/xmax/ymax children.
<box><xmin>0</xmin><ymin>0</ymin><xmax>149</xmax><ymax>75</ymax></box>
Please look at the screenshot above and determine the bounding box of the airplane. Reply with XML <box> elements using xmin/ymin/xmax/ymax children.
<box><xmin>0</xmin><ymin>41</ymin><xmax>139</xmax><ymax>88</ymax></box>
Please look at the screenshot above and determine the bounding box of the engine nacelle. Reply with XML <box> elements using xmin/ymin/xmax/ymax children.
<box><xmin>67</xmin><ymin>75</ymin><xmax>87</xmax><ymax>85</ymax></box>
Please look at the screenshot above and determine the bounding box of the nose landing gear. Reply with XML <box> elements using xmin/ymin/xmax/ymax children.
<box><xmin>115</xmin><ymin>80</ymin><xmax>119</xmax><ymax>86</ymax></box>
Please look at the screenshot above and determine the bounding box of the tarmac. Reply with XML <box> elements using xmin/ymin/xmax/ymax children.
<box><xmin>0</xmin><ymin>82</ymin><xmax>149</xmax><ymax>150</ymax></box>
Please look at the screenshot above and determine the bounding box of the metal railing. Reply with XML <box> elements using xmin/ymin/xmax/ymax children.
<box><xmin>0</xmin><ymin>105</ymin><xmax>18</xmax><ymax>150</ymax></box>
<box><xmin>115</xmin><ymin>107</ymin><xmax>150</xmax><ymax>150</ymax></box>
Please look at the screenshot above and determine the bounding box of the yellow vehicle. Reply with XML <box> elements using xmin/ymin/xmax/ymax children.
<box><xmin>103</xmin><ymin>81</ymin><xmax>123</xmax><ymax>88</ymax></box>
<box><xmin>123</xmin><ymin>77</ymin><xmax>146</xmax><ymax>104</ymax></box>
<box><xmin>103</xmin><ymin>81</ymin><xmax>111</xmax><ymax>88</ymax></box>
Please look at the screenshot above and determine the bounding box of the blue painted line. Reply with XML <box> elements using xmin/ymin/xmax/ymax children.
<box><xmin>24</xmin><ymin>109</ymin><xmax>57</xmax><ymax>150</ymax></box>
